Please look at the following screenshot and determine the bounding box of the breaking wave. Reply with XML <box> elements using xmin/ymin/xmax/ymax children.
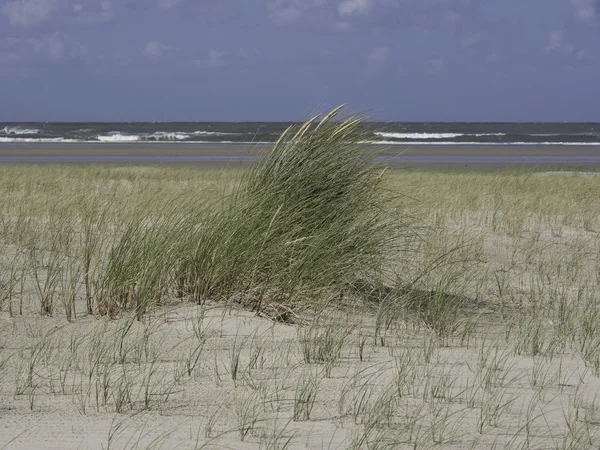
<box><xmin>1</xmin><ymin>126</ymin><xmax>40</xmax><ymax>135</ymax></box>
<box><xmin>97</xmin><ymin>133</ymin><xmax>141</xmax><ymax>142</ymax></box>
<box><xmin>1</xmin><ymin>122</ymin><xmax>598</xmax><ymax>145</ymax></box>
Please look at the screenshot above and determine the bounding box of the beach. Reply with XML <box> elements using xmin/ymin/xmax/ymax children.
<box><xmin>1</xmin><ymin>0</ymin><xmax>598</xmax><ymax>443</ymax></box>
<box><xmin>2</xmin><ymin>127</ymin><xmax>600</xmax><ymax>449</ymax></box>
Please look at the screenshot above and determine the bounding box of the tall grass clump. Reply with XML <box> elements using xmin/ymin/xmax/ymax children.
<box><xmin>99</xmin><ymin>106</ymin><xmax>398</xmax><ymax>317</ymax></box>
<box><xmin>96</xmin><ymin>213</ymin><xmax>193</xmax><ymax>317</ymax></box>
<box><xmin>175</xmin><ymin>106</ymin><xmax>397</xmax><ymax>314</ymax></box>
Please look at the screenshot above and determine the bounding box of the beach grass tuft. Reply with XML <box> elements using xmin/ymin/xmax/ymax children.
<box><xmin>99</xmin><ymin>107</ymin><xmax>398</xmax><ymax>318</ymax></box>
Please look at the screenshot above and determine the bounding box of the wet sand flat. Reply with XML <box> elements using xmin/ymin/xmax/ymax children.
<box><xmin>1</xmin><ymin>143</ymin><xmax>600</xmax><ymax>170</ymax></box>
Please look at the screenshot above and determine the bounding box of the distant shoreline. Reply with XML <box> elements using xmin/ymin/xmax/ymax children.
<box><xmin>2</xmin><ymin>122</ymin><xmax>600</xmax><ymax>146</ymax></box>
<box><xmin>1</xmin><ymin>143</ymin><xmax>599</xmax><ymax>171</ymax></box>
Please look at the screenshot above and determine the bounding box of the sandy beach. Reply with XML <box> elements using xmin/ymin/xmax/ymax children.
<box><xmin>2</xmin><ymin>132</ymin><xmax>600</xmax><ymax>450</ymax></box>
<box><xmin>2</xmin><ymin>117</ymin><xmax>600</xmax><ymax>449</ymax></box>
<box><xmin>2</xmin><ymin>163</ymin><xmax>600</xmax><ymax>449</ymax></box>
<box><xmin>1</xmin><ymin>143</ymin><xmax>600</xmax><ymax>170</ymax></box>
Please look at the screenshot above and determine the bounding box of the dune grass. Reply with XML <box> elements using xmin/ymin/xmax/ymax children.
<box><xmin>2</xmin><ymin>112</ymin><xmax>600</xmax><ymax>448</ymax></box>
<box><xmin>98</xmin><ymin>107</ymin><xmax>399</xmax><ymax>318</ymax></box>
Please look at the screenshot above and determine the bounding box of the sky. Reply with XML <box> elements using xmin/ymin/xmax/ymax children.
<box><xmin>0</xmin><ymin>0</ymin><xmax>599</xmax><ymax>122</ymax></box>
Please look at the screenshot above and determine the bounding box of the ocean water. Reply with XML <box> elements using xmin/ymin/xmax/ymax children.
<box><xmin>1</xmin><ymin>122</ymin><xmax>599</xmax><ymax>145</ymax></box>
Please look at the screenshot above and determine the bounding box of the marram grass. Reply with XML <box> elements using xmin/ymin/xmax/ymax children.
<box><xmin>98</xmin><ymin>107</ymin><xmax>399</xmax><ymax>318</ymax></box>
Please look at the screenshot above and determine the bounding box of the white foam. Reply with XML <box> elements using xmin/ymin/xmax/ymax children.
<box><xmin>1</xmin><ymin>126</ymin><xmax>40</xmax><ymax>135</ymax></box>
<box><xmin>365</xmin><ymin>141</ymin><xmax>600</xmax><ymax>146</ymax></box>
<box><xmin>96</xmin><ymin>133</ymin><xmax>140</xmax><ymax>142</ymax></box>
<box><xmin>193</xmin><ymin>131</ymin><xmax>235</xmax><ymax>136</ymax></box>
<box><xmin>0</xmin><ymin>137</ymin><xmax>263</xmax><ymax>145</ymax></box>
<box><xmin>375</xmin><ymin>132</ymin><xmax>509</xmax><ymax>139</ymax></box>
<box><xmin>145</xmin><ymin>132</ymin><xmax>190</xmax><ymax>140</ymax></box>
<box><xmin>1</xmin><ymin>136</ymin><xmax>598</xmax><ymax>146</ymax></box>
<box><xmin>375</xmin><ymin>132</ymin><xmax>464</xmax><ymax>139</ymax></box>
<box><xmin>0</xmin><ymin>137</ymin><xmax>77</xmax><ymax>143</ymax></box>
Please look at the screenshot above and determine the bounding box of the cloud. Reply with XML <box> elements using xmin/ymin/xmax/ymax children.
<box><xmin>2</xmin><ymin>0</ymin><xmax>114</xmax><ymax>28</ymax></box>
<box><xmin>0</xmin><ymin>32</ymin><xmax>86</xmax><ymax>64</ymax></box>
<box><xmin>143</xmin><ymin>41</ymin><xmax>173</xmax><ymax>61</ymax></box>
<box><xmin>575</xmin><ymin>49</ymin><xmax>588</xmax><ymax>60</ymax></box>
<box><xmin>545</xmin><ymin>31</ymin><xmax>575</xmax><ymax>55</ymax></box>
<box><xmin>191</xmin><ymin>47</ymin><xmax>265</xmax><ymax>70</ymax></box>
<box><xmin>338</xmin><ymin>0</ymin><xmax>371</xmax><ymax>16</ymax></box>
<box><xmin>72</xmin><ymin>1</ymin><xmax>113</xmax><ymax>24</ymax></box>
<box><xmin>333</xmin><ymin>0</ymin><xmax>475</xmax><ymax>30</ymax></box>
<box><xmin>31</xmin><ymin>31</ymin><xmax>69</xmax><ymax>61</ymax></box>
<box><xmin>238</xmin><ymin>47</ymin><xmax>262</xmax><ymax>61</ymax></box>
<box><xmin>571</xmin><ymin>0</ymin><xmax>599</xmax><ymax>22</ymax></box>
<box><xmin>427</xmin><ymin>58</ymin><xmax>444</xmax><ymax>74</ymax></box>
<box><xmin>461</xmin><ymin>33</ymin><xmax>481</xmax><ymax>52</ymax></box>
<box><xmin>367</xmin><ymin>47</ymin><xmax>389</xmax><ymax>66</ymax></box>
<box><xmin>543</xmin><ymin>30</ymin><xmax>593</xmax><ymax>63</ymax></box>
<box><xmin>206</xmin><ymin>48</ymin><xmax>226</xmax><ymax>67</ymax></box>
<box><xmin>1</xmin><ymin>0</ymin><xmax>59</xmax><ymax>27</ymax></box>
<box><xmin>265</xmin><ymin>0</ymin><xmax>326</xmax><ymax>24</ymax></box>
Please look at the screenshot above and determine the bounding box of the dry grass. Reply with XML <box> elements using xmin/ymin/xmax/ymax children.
<box><xmin>1</xmin><ymin>140</ymin><xmax>600</xmax><ymax>447</ymax></box>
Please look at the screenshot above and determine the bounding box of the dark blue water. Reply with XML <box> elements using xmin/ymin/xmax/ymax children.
<box><xmin>1</xmin><ymin>122</ymin><xmax>600</xmax><ymax>145</ymax></box>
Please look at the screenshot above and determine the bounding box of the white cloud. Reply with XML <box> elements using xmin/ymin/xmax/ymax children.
<box><xmin>2</xmin><ymin>0</ymin><xmax>114</xmax><ymax>28</ymax></box>
<box><xmin>207</xmin><ymin>48</ymin><xmax>226</xmax><ymax>67</ymax></box>
<box><xmin>1</xmin><ymin>0</ymin><xmax>59</xmax><ymax>27</ymax></box>
<box><xmin>543</xmin><ymin>31</ymin><xmax>593</xmax><ymax>62</ymax></box>
<box><xmin>545</xmin><ymin>31</ymin><xmax>575</xmax><ymax>55</ymax></box>
<box><xmin>238</xmin><ymin>47</ymin><xmax>262</xmax><ymax>61</ymax></box>
<box><xmin>270</xmin><ymin>6</ymin><xmax>301</xmax><ymax>23</ymax></box>
<box><xmin>265</xmin><ymin>0</ymin><xmax>326</xmax><ymax>24</ymax></box>
<box><xmin>367</xmin><ymin>47</ymin><xmax>389</xmax><ymax>66</ymax></box>
<box><xmin>571</xmin><ymin>0</ymin><xmax>598</xmax><ymax>22</ymax></box>
<box><xmin>31</xmin><ymin>31</ymin><xmax>68</xmax><ymax>61</ymax></box>
<box><xmin>338</xmin><ymin>0</ymin><xmax>371</xmax><ymax>17</ymax></box>
<box><xmin>0</xmin><ymin>32</ymin><xmax>86</xmax><ymax>63</ymax></box>
<box><xmin>191</xmin><ymin>48</ymin><xmax>229</xmax><ymax>68</ymax></box>
<box><xmin>143</xmin><ymin>41</ymin><xmax>173</xmax><ymax>61</ymax></box>
<box><xmin>72</xmin><ymin>1</ymin><xmax>113</xmax><ymax>24</ymax></box>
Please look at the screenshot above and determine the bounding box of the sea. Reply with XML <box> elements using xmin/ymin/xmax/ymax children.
<box><xmin>1</xmin><ymin>122</ymin><xmax>600</xmax><ymax>146</ymax></box>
